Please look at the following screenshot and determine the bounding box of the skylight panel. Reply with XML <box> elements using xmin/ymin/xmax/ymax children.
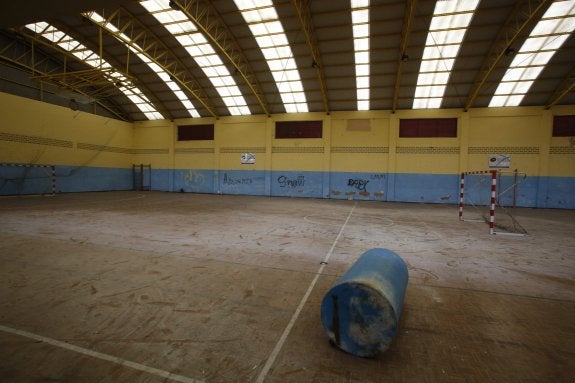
<box><xmin>426</xmin><ymin>29</ymin><xmax>467</xmax><ymax>45</ymax></box>
<box><xmin>422</xmin><ymin>44</ymin><xmax>460</xmax><ymax>59</ymax></box>
<box><xmin>431</xmin><ymin>13</ymin><xmax>473</xmax><ymax>30</ymax></box>
<box><xmin>352</xmin><ymin>0</ymin><xmax>369</xmax><ymax>8</ymax></box>
<box><xmin>164</xmin><ymin>22</ymin><xmax>195</xmax><ymax>34</ymax></box>
<box><xmin>25</xmin><ymin>22</ymin><xmax>164</xmax><ymax>120</ymax></box>
<box><xmin>420</xmin><ymin>59</ymin><xmax>455</xmax><ymax>73</ymax></box>
<box><xmin>354</xmin><ymin>38</ymin><xmax>369</xmax><ymax>51</ymax></box>
<box><xmin>279</xmin><ymin>70</ymin><xmax>301</xmax><ymax>82</ymax></box>
<box><xmin>242</xmin><ymin>8</ymin><xmax>277</xmax><ymax>23</ymax></box>
<box><xmin>413</xmin><ymin>0</ymin><xmax>480</xmax><ymax>109</ymax></box>
<box><xmin>154</xmin><ymin>10</ymin><xmax>187</xmax><ymax>24</ymax></box>
<box><xmin>234</xmin><ymin>0</ymin><xmax>308</xmax><ymax>113</ymax></box>
<box><xmin>262</xmin><ymin>46</ymin><xmax>292</xmax><ymax>59</ymax></box>
<box><xmin>141</xmin><ymin>1</ymin><xmax>250</xmax><ymax>116</ymax></box>
<box><xmin>351</xmin><ymin>0</ymin><xmax>370</xmax><ymax>111</ymax></box>
<box><xmin>353</xmin><ymin>23</ymin><xmax>369</xmax><ymax>37</ymax></box>
<box><xmin>356</xmin><ymin>64</ymin><xmax>369</xmax><ymax>76</ymax></box>
<box><xmin>86</xmin><ymin>11</ymin><xmax>200</xmax><ymax>118</ymax></box>
<box><xmin>489</xmin><ymin>0</ymin><xmax>575</xmax><ymax>107</ymax></box>
<box><xmin>352</xmin><ymin>9</ymin><xmax>369</xmax><ymax>24</ymax></box>
<box><xmin>413</xmin><ymin>98</ymin><xmax>442</xmax><ymax>109</ymax></box>
<box><xmin>417</xmin><ymin>72</ymin><xmax>450</xmax><ymax>86</ymax></box>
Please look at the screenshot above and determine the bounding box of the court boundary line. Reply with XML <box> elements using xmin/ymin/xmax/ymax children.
<box><xmin>0</xmin><ymin>324</ymin><xmax>204</xmax><ymax>383</ymax></box>
<box><xmin>255</xmin><ymin>202</ymin><xmax>356</xmax><ymax>383</ymax></box>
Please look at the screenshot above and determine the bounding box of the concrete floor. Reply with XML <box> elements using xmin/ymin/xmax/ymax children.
<box><xmin>0</xmin><ymin>192</ymin><xmax>573</xmax><ymax>382</ymax></box>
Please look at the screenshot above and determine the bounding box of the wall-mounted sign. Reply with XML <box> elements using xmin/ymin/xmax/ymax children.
<box><xmin>241</xmin><ymin>153</ymin><xmax>255</xmax><ymax>164</ymax></box>
<box><xmin>489</xmin><ymin>154</ymin><xmax>510</xmax><ymax>168</ymax></box>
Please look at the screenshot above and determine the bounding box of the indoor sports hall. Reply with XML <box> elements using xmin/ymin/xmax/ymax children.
<box><xmin>1</xmin><ymin>0</ymin><xmax>574</xmax><ymax>382</ymax></box>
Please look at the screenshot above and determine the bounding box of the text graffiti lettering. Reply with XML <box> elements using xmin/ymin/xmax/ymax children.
<box><xmin>223</xmin><ymin>173</ymin><xmax>253</xmax><ymax>185</ymax></box>
<box><xmin>348</xmin><ymin>178</ymin><xmax>369</xmax><ymax>192</ymax></box>
<box><xmin>278</xmin><ymin>175</ymin><xmax>305</xmax><ymax>188</ymax></box>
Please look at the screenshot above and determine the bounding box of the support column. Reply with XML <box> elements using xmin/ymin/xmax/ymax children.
<box><xmin>387</xmin><ymin>114</ymin><xmax>399</xmax><ymax>201</ymax></box>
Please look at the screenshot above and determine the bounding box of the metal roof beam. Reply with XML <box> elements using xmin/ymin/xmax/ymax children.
<box><xmin>464</xmin><ymin>0</ymin><xmax>552</xmax><ymax>111</ymax></box>
<box><xmin>172</xmin><ymin>0</ymin><xmax>270</xmax><ymax>116</ymax></box>
<box><xmin>6</xmin><ymin>29</ymin><xmax>132</xmax><ymax>121</ymax></box>
<box><xmin>83</xmin><ymin>7</ymin><xmax>218</xmax><ymax>118</ymax></box>
<box><xmin>19</xmin><ymin>23</ymin><xmax>174</xmax><ymax>121</ymax></box>
<box><xmin>392</xmin><ymin>0</ymin><xmax>417</xmax><ymax>113</ymax></box>
<box><xmin>291</xmin><ymin>0</ymin><xmax>330</xmax><ymax>114</ymax></box>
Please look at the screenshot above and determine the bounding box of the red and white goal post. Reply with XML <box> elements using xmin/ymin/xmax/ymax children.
<box><xmin>0</xmin><ymin>163</ymin><xmax>56</xmax><ymax>196</ymax></box>
<box><xmin>458</xmin><ymin>170</ymin><xmax>526</xmax><ymax>236</ymax></box>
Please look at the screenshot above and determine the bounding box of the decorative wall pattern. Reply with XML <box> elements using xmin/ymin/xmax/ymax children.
<box><xmin>272</xmin><ymin>146</ymin><xmax>324</xmax><ymax>153</ymax></box>
<box><xmin>220</xmin><ymin>147</ymin><xmax>266</xmax><ymax>153</ymax></box>
<box><xmin>174</xmin><ymin>148</ymin><xmax>215</xmax><ymax>154</ymax></box>
<box><xmin>468</xmin><ymin>146</ymin><xmax>540</xmax><ymax>154</ymax></box>
<box><xmin>549</xmin><ymin>146</ymin><xmax>575</xmax><ymax>154</ymax></box>
<box><xmin>331</xmin><ymin>146</ymin><xmax>389</xmax><ymax>153</ymax></box>
<box><xmin>396</xmin><ymin>146</ymin><xmax>460</xmax><ymax>154</ymax></box>
<box><xmin>77</xmin><ymin>143</ymin><xmax>168</xmax><ymax>154</ymax></box>
<box><xmin>0</xmin><ymin>131</ymin><xmax>72</xmax><ymax>148</ymax></box>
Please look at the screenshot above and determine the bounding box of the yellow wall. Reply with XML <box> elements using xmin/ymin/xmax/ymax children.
<box><xmin>0</xmin><ymin>92</ymin><xmax>133</xmax><ymax>168</ymax></box>
<box><xmin>132</xmin><ymin>120</ymin><xmax>173</xmax><ymax>169</ymax></box>
<box><xmin>330</xmin><ymin>114</ymin><xmax>390</xmax><ymax>173</ymax></box>
<box><xmin>467</xmin><ymin>108</ymin><xmax>544</xmax><ymax>175</ymax></box>
<box><xmin>217</xmin><ymin>116</ymin><xmax>267</xmax><ymax>171</ymax></box>
<box><xmin>172</xmin><ymin>117</ymin><xmax>216</xmax><ymax>171</ymax></box>
<box><xmin>271</xmin><ymin>113</ymin><xmax>329</xmax><ymax>172</ymax></box>
<box><xmin>2</xmin><ymin>91</ymin><xmax>574</xmax><ymax>179</ymax></box>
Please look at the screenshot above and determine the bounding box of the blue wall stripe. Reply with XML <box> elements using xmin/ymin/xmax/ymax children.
<box><xmin>1</xmin><ymin>165</ymin><xmax>573</xmax><ymax>209</ymax></box>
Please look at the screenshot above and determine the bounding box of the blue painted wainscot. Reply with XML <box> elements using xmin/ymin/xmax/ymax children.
<box><xmin>4</xmin><ymin>164</ymin><xmax>573</xmax><ymax>209</ymax></box>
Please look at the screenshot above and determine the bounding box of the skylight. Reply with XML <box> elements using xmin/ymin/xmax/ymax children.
<box><xmin>413</xmin><ymin>0</ymin><xmax>480</xmax><ymax>109</ymax></box>
<box><xmin>234</xmin><ymin>0</ymin><xmax>308</xmax><ymax>113</ymax></box>
<box><xmin>140</xmin><ymin>0</ymin><xmax>250</xmax><ymax>116</ymax></box>
<box><xmin>85</xmin><ymin>12</ymin><xmax>200</xmax><ymax>118</ymax></box>
<box><xmin>489</xmin><ymin>0</ymin><xmax>575</xmax><ymax>107</ymax></box>
<box><xmin>351</xmin><ymin>0</ymin><xmax>370</xmax><ymax>111</ymax></box>
<box><xmin>25</xmin><ymin>22</ymin><xmax>164</xmax><ymax>120</ymax></box>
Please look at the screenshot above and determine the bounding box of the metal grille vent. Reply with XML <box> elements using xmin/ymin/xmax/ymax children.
<box><xmin>468</xmin><ymin>146</ymin><xmax>539</xmax><ymax>154</ymax></box>
<box><xmin>272</xmin><ymin>146</ymin><xmax>324</xmax><ymax>153</ymax></box>
<box><xmin>0</xmin><ymin>132</ymin><xmax>72</xmax><ymax>148</ymax></box>
<box><xmin>331</xmin><ymin>146</ymin><xmax>389</xmax><ymax>153</ymax></box>
<box><xmin>396</xmin><ymin>146</ymin><xmax>460</xmax><ymax>154</ymax></box>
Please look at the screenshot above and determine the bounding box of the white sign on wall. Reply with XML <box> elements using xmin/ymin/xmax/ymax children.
<box><xmin>489</xmin><ymin>154</ymin><xmax>510</xmax><ymax>168</ymax></box>
<box><xmin>241</xmin><ymin>153</ymin><xmax>255</xmax><ymax>164</ymax></box>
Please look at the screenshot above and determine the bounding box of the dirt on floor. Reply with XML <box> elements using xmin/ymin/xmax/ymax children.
<box><xmin>0</xmin><ymin>192</ymin><xmax>574</xmax><ymax>382</ymax></box>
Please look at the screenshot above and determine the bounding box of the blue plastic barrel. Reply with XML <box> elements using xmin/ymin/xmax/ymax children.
<box><xmin>320</xmin><ymin>248</ymin><xmax>409</xmax><ymax>357</ymax></box>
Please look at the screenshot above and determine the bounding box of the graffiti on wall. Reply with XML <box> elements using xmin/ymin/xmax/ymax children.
<box><xmin>184</xmin><ymin>170</ymin><xmax>205</xmax><ymax>185</ymax></box>
<box><xmin>332</xmin><ymin>173</ymin><xmax>387</xmax><ymax>199</ymax></box>
<box><xmin>277</xmin><ymin>175</ymin><xmax>305</xmax><ymax>188</ymax></box>
<box><xmin>347</xmin><ymin>178</ymin><xmax>369</xmax><ymax>192</ymax></box>
<box><xmin>223</xmin><ymin>173</ymin><xmax>253</xmax><ymax>186</ymax></box>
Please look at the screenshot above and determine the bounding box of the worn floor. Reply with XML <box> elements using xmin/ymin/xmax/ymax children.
<box><xmin>0</xmin><ymin>192</ymin><xmax>573</xmax><ymax>382</ymax></box>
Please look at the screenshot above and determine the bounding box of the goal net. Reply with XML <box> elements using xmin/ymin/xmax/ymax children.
<box><xmin>458</xmin><ymin>170</ymin><xmax>527</xmax><ymax>236</ymax></box>
<box><xmin>0</xmin><ymin>163</ymin><xmax>56</xmax><ymax>196</ymax></box>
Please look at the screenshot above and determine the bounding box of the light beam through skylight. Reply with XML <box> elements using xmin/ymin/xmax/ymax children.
<box><xmin>25</xmin><ymin>22</ymin><xmax>164</xmax><ymax>120</ymax></box>
<box><xmin>351</xmin><ymin>0</ymin><xmax>370</xmax><ymax>111</ymax></box>
<box><xmin>489</xmin><ymin>0</ymin><xmax>575</xmax><ymax>107</ymax></box>
<box><xmin>85</xmin><ymin>12</ymin><xmax>201</xmax><ymax>118</ymax></box>
<box><xmin>233</xmin><ymin>0</ymin><xmax>308</xmax><ymax>113</ymax></box>
<box><xmin>141</xmin><ymin>0</ymin><xmax>250</xmax><ymax>116</ymax></box>
<box><xmin>413</xmin><ymin>0</ymin><xmax>480</xmax><ymax>109</ymax></box>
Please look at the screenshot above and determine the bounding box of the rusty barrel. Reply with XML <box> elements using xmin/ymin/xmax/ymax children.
<box><xmin>320</xmin><ymin>248</ymin><xmax>409</xmax><ymax>357</ymax></box>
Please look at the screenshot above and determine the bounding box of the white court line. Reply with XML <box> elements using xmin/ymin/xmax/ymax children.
<box><xmin>255</xmin><ymin>202</ymin><xmax>356</xmax><ymax>383</ymax></box>
<box><xmin>0</xmin><ymin>324</ymin><xmax>204</xmax><ymax>383</ymax></box>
